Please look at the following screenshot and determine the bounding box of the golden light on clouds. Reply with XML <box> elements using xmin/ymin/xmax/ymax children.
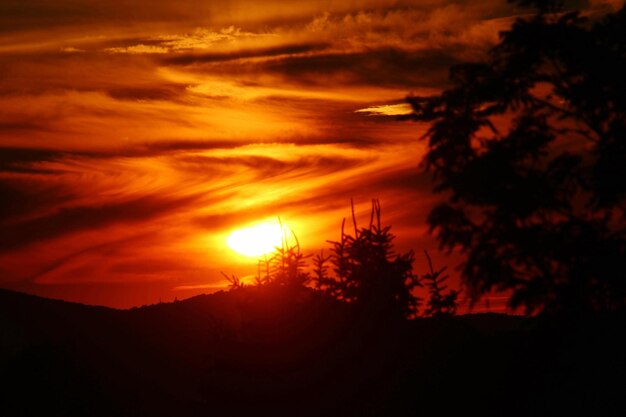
<box><xmin>355</xmin><ymin>103</ymin><xmax>414</xmax><ymax>116</ymax></box>
<box><xmin>2</xmin><ymin>0</ymin><xmax>583</xmax><ymax>307</ymax></box>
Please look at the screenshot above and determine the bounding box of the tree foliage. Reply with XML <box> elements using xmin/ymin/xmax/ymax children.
<box><xmin>228</xmin><ymin>202</ymin><xmax>453</xmax><ymax>319</ymax></box>
<box><xmin>314</xmin><ymin>200</ymin><xmax>422</xmax><ymax>318</ymax></box>
<box><xmin>408</xmin><ymin>2</ymin><xmax>626</xmax><ymax>314</ymax></box>
<box><xmin>254</xmin><ymin>228</ymin><xmax>311</xmax><ymax>288</ymax></box>
<box><xmin>222</xmin><ymin>272</ymin><xmax>246</xmax><ymax>291</ymax></box>
<box><xmin>422</xmin><ymin>251</ymin><xmax>460</xmax><ymax>317</ymax></box>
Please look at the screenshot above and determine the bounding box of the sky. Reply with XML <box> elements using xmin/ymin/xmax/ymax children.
<box><xmin>1</xmin><ymin>0</ymin><xmax>620</xmax><ymax>309</ymax></box>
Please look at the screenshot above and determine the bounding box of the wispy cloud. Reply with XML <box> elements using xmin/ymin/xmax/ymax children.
<box><xmin>3</xmin><ymin>0</ymin><xmax>602</xmax><ymax>307</ymax></box>
<box><xmin>355</xmin><ymin>103</ymin><xmax>414</xmax><ymax>116</ymax></box>
<box><xmin>105</xmin><ymin>44</ymin><xmax>170</xmax><ymax>54</ymax></box>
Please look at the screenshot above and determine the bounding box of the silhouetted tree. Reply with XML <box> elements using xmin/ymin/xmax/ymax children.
<box><xmin>315</xmin><ymin>200</ymin><xmax>422</xmax><ymax>318</ymax></box>
<box><xmin>255</xmin><ymin>257</ymin><xmax>269</xmax><ymax>286</ymax></box>
<box><xmin>422</xmin><ymin>251</ymin><xmax>460</xmax><ymax>317</ymax></box>
<box><xmin>312</xmin><ymin>249</ymin><xmax>331</xmax><ymax>290</ymax></box>
<box><xmin>268</xmin><ymin>232</ymin><xmax>311</xmax><ymax>288</ymax></box>
<box><xmin>223</xmin><ymin>272</ymin><xmax>245</xmax><ymax>291</ymax></box>
<box><xmin>252</xmin><ymin>227</ymin><xmax>311</xmax><ymax>289</ymax></box>
<box><xmin>408</xmin><ymin>2</ymin><xmax>626</xmax><ymax>314</ymax></box>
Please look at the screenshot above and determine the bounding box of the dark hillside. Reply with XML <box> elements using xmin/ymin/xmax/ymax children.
<box><xmin>1</xmin><ymin>288</ymin><xmax>623</xmax><ymax>417</ymax></box>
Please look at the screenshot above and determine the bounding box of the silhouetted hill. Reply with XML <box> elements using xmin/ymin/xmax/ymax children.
<box><xmin>1</xmin><ymin>287</ymin><xmax>624</xmax><ymax>417</ymax></box>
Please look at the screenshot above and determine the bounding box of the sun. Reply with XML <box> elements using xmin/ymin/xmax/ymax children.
<box><xmin>227</xmin><ymin>220</ymin><xmax>289</xmax><ymax>258</ymax></box>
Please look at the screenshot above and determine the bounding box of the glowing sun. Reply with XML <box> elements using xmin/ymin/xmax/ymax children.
<box><xmin>227</xmin><ymin>220</ymin><xmax>289</xmax><ymax>257</ymax></box>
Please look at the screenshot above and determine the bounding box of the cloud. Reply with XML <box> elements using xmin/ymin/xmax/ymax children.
<box><xmin>355</xmin><ymin>103</ymin><xmax>414</xmax><ymax>116</ymax></box>
<box><xmin>105</xmin><ymin>84</ymin><xmax>188</xmax><ymax>101</ymax></box>
<box><xmin>0</xmin><ymin>2</ymin><xmax>521</xmax><ymax>154</ymax></box>
<box><xmin>161</xmin><ymin>42</ymin><xmax>330</xmax><ymax>65</ymax></box>
<box><xmin>0</xmin><ymin>176</ymin><xmax>73</xmax><ymax>220</ymax></box>
<box><xmin>1</xmin><ymin>0</ymin><xmax>612</xmax><ymax>307</ymax></box>
<box><xmin>105</xmin><ymin>44</ymin><xmax>169</xmax><ymax>54</ymax></box>
<box><xmin>152</xmin><ymin>26</ymin><xmax>276</xmax><ymax>51</ymax></box>
<box><xmin>0</xmin><ymin>194</ymin><xmax>199</xmax><ymax>252</ymax></box>
<box><xmin>60</xmin><ymin>46</ymin><xmax>84</xmax><ymax>53</ymax></box>
<box><xmin>192</xmin><ymin>47</ymin><xmax>460</xmax><ymax>89</ymax></box>
<box><xmin>151</xmin><ymin>4</ymin><xmax>518</xmax><ymax>92</ymax></box>
<box><xmin>3</xmin><ymin>0</ymin><xmax>492</xmax><ymax>35</ymax></box>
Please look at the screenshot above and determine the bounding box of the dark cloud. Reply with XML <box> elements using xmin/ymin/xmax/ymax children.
<box><xmin>24</xmin><ymin>232</ymin><xmax>156</xmax><ymax>282</ymax></box>
<box><xmin>178</xmin><ymin>47</ymin><xmax>460</xmax><ymax>89</ymax></box>
<box><xmin>0</xmin><ymin>115</ymin><xmax>65</xmax><ymax>138</ymax></box>
<box><xmin>368</xmin><ymin>166</ymin><xmax>433</xmax><ymax>192</ymax></box>
<box><xmin>0</xmin><ymin>140</ymin><xmax>366</xmax><ymax>170</ymax></box>
<box><xmin>133</xmin><ymin>139</ymin><xmax>252</xmax><ymax>153</ymax></box>
<box><xmin>263</xmin><ymin>48</ymin><xmax>460</xmax><ymax>88</ymax></box>
<box><xmin>105</xmin><ymin>84</ymin><xmax>188</xmax><ymax>101</ymax></box>
<box><xmin>0</xmin><ymin>147</ymin><xmax>63</xmax><ymax>171</ymax></box>
<box><xmin>0</xmin><ymin>194</ymin><xmax>198</xmax><ymax>252</ymax></box>
<box><xmin>0</xmin><ymin>177</ymin><xmax>74</xmax><ymax>221</ymax></box>
<box><xmin>171</xmin><ymin>153</ymin><xmax>367</xmax><ymax>179</ymax></box>
<box><xmin>0</xmin><ymin>0</ymin><xmax>205</xmax><ymax>34</ymax></box>
<box><xmin>162</xmin><ymin>42</ymin><xmax>331</xmax><ymax>65</ymax></box>
<box><xmin>0</xmin><ymin>52</ymin><xmax>186</xmax><ymax>103</ymax></box>
<box><xmin>0</xmin><ymin>146</ymin><xmax>123</xmax><ymax>168</ymax></box>
<box><xmin>0</xmin><ymin>0</ymin><xmax>448</xmax><ymax>34</ymax></box>
<box><xmin>125</xmin><ymin>140</ymin><xmax>266</xmax><ymax>157</ymax></box>
<box><xmin>0</xmin><ymin>121</ymin><xmax>49</xmax><ymax>131</ymax></box>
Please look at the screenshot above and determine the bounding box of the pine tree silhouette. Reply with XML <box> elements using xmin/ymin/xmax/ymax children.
<box><xmin>422</xmin><ymin>251</ymin><xmax>459</xmax><ymax>317</ymax></box>
<box><xmin>315</xmin><ymin>200</ymin><xmax>422</xmax><ymax>318</ymax></box>
<box><xmin>251</xmin><ymin>222</ymin><xmax>311</xmax><ymax>289</ymax></box>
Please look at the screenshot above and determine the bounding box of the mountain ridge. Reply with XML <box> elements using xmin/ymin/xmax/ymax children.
<box><xmin>1</xmin><ymin>286</ymin><xmax>622</xmax><ymax>417</ymax></box>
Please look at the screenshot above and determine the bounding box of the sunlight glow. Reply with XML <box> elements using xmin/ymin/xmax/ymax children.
<box><xmin>227</xmin><ymin>220</ymin><xmax>290</xmax><ymax>258</ymax></box>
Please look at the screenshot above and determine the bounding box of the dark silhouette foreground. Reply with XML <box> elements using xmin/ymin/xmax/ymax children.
<box><xmin>409</xmin><ymin>1</ymin><xmax>626</xmax><ymax>315</ymax></box>
<box><xmin>244</xmin><ymin>199</ymin><xmax>457</xmax><ymax>321</ymax></box>
<box><xmin>1</xmin><ymin>287</ymin><xmax>624</xmax><ymax>417</ymax></box>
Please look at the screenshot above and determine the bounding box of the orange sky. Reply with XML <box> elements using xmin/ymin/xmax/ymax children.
<box><xmin>1</xmin><ymin>0</ymin><xmax>619</xmax><ymax>309</ymax></box>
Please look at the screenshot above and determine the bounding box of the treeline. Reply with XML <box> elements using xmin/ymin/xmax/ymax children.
<box><xmin>225</xmin><ymin>199</ymin><xmax>460</xmax><ymax>319</ymax></box>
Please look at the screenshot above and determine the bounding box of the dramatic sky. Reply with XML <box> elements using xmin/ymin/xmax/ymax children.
<box><xmin>1</xmin><ymin>0</ymin><xmax>620</xmax><ymax>308</ymax></box>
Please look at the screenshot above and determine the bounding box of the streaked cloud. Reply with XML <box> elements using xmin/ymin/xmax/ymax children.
<box><xmin>2</xmin><ymin>0</ymin><xmax>605</xmax><ymax>309</ymax></box>
<box><xmin>105</xmin><ymin>44</ymin><xmax>170</xmax><ymax>54</ymax></box>
<box><xmin>356</xmin><ymin>103</ymin><xmax>414</xmax><ymax>116</ymax></box>
<box><xmin>60</xmin><ymin>46</ymin><xmax>84</xmax><ymax>53</ymax></box>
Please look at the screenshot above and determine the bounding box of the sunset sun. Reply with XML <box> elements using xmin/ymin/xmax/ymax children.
<box><xmin>227</xmin><ymin>220</ymin><xmax>290</xmax><ymax>258</ymax></box>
